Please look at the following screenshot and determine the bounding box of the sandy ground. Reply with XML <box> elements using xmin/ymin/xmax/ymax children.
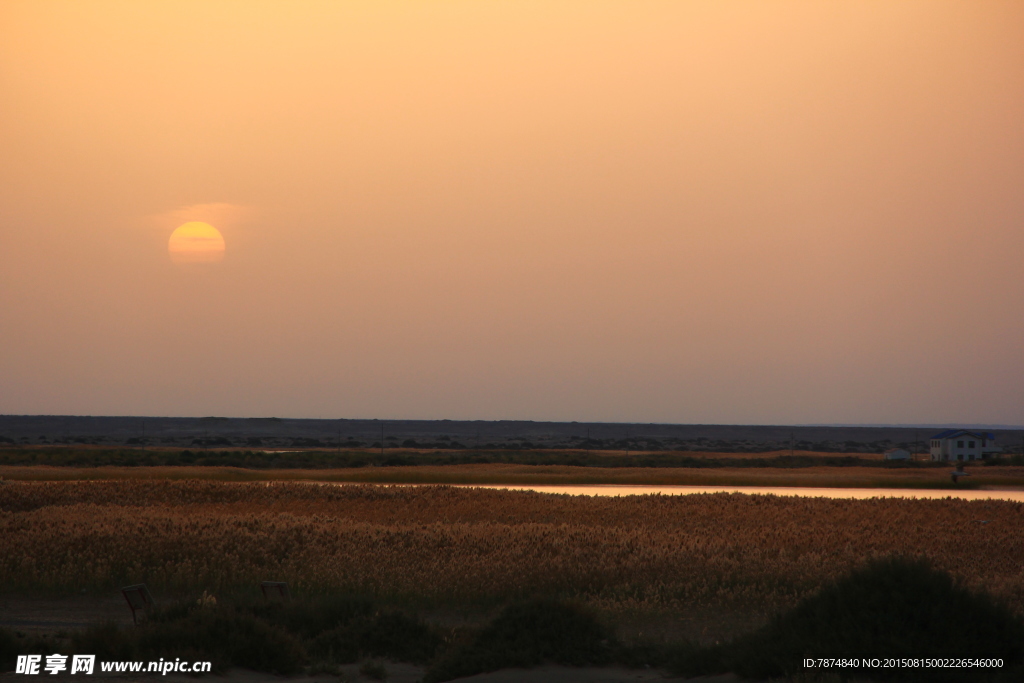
<box><xmin>0</xmin><ymin>595</ymin><xmax>134</xmax><ymax>633</ymax></box>
<box><xmin>0</xmin><ymin>668</ymin><xmax>747</xmax><ymax>683</ymax></box>
<box><xmin>0</xmin><ymin>665</ymin><xmax>739</xmax><ymax>682</ymax></box>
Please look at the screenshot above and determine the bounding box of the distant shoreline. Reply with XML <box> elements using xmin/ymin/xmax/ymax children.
<box><xmin>4</xmin><ymin>415</ymin><xmax>1023</xmax><ymax>456</ymax></box>
<box><xmin>4</xmin><ymin>461</ymin><xmax>1024</xmax><ymax>490</ymax></box>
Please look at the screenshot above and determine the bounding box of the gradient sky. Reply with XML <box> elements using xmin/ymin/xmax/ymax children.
<box><xmin>2</xmin><ymin>1</ymin><xmax>1022</xmax><ymax>424</ymax></box>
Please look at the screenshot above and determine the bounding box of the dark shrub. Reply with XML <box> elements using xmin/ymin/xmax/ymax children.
<box><xmin>310</xmin><ymin>610</ymin><xmax>441</xmax><ymax>664</ymax></box>
<box><xmin>359</xmin><ymin>659</ymin><xmax>389</xmax><ymax>680</ymax></box>
<box><xmin>0</xmin><ymin>628</ymin><xmax>68</xmax><ymax>673</ymax></box>
<box><xmin>70</xmin><ymin>606</ymin><xmax>305</xmax><ymax>674</ymax></box>
<box><xmin>0</xmin><ymin>628</ymin><xmax>29</xmax><ymax>673</ymax></box>
<box><xmin>425</xmin><ymin>599</ymin><xmax>615</xmax><ymax>682</ymax></box>
<box><xmin>70</xmin><ymin>622</ymin><xmax>140</xmax><ymax>662</ymax></box>
<box><xmin>146</xmin><ymin>608</ymin><xmax>305</xmax><ymax>673</ymax></box>
<box><xmin>678</xmin><ymin>557</ymin><xmax>1024</xmax><ymax>682</ymax></box>
<box><xmin>0</xmin><ymin>629</ymin><xmax>14</xmax><ymax>672</ymax></box>
<box><xmin>251</xmin><ymin>596</ymin><xmax>375</xmax><ymax>640</ymax></box>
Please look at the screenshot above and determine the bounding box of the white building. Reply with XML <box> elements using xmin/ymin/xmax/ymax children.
<box><xmin>929</xmin><ymin>430</ymin><xmax>999</xmax><ymax>462</ymax></box>
<box><xmin>884</xmin><ymin>448</ymin><xmax>911</xmax><ymax>460</ymax></box>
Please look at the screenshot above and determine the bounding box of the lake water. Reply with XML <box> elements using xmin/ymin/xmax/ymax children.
<box><xmin>441</xmin><ymin>484</ymin><xmax>1024</xmax><ymax>502</ymax></box>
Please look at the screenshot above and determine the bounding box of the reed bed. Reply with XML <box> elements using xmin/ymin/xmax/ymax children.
<box><xmin>6</xmin><ymin>462</ymin><xmax>1024</xmax><ymax>488</ymax></box>
<box><xmin>2</xmin><ymin>481</ymin><xmax>1022</xmax><ymax>616</ymax></box>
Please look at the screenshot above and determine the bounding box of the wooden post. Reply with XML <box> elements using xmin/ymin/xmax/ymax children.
<box><xmin>121</xmin><ymin>584</ymin><xmax>155</xmax><ymax>626</ymax></box>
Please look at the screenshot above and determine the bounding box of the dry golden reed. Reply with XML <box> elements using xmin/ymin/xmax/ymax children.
<box><xmin>2</xmin><ymin>481</ymin><xmax>1022</xmax><ymax>614</ymax></box>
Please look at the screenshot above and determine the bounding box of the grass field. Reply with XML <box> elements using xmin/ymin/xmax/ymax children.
<box><xmin>4</xmin><ymin>462</ymin><xmax>1024</xmax><ymax>489</ymax></box>
<box><xmin>5</xmin><ymin>446</ymin><xmax>1024</xmax><ymax>490</ymax></box>
<box><xmin>5</xmin><ymin>480</ymin><xmax>1024</xmax><ymax>680</ymax></box>
<box><xmin>3</xmin><ymin>480</ymin><xmax>1023</xmax><ymax>621</ymax></box>
<box><xmin>1</xmin><ymin>446</ymin><xmax>906</xmax><ymax>473</ymax></box>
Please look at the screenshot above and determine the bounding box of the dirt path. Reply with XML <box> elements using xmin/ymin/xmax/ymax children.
<box><xmin>0</xmin><ymin>595</ymin><xmax>133</xmax><ymax>633</ymax></box>
<box><xmin>0</xmin><ymin>666</ymin><xmax>735</xmax><ymax>682</ymax></box>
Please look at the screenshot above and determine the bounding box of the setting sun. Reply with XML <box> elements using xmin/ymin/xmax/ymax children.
<box><xmin>167</xmin><ymin>221</ymin><xmax>225</xmax><ymax>264</ymax></box>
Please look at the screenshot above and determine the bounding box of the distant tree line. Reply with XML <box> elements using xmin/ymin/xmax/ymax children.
<box><xmin>0</xmin><ymin>433</ymin><xmax>963</xmax><ymax>455</ymax></box>
<box><xmin>0</xmin><ymin>447</ymin><xmax>964</xmax><ymax>470</ymax></box>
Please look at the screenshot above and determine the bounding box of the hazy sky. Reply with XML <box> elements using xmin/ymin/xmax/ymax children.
<box><xmin>2</xmin><ymin>1</ymin><xmax>1022</xmax><ymax>424</ymax></box>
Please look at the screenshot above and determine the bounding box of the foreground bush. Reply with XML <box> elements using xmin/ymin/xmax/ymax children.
<box><xmin>0</xmin><ymin>629</ymin><xmax>57</xmax><ymax>674</ymax></box>
<box><xmin>425</xmin><ymin>599</ymin><xmax>615</xmax><ymax>682</ymax></box>
<box><xmin>309</xmin><ymin>609</ymin><xmax>442</xmax><ymax>664</ymax></box>
<box><xmin>674</xmin><ymin>557</ymin><xmax>1024</xmax><ymax>682</ymax></box>
<box><xmin>0</xmin><ymin>596</ymin><xmax>442</xmax><ymax>675</ymax></box>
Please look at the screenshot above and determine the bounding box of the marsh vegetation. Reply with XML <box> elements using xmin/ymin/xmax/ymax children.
<box><xmin>2</xmin><ymin>482</ymin><xmax>1023</xmax><ymax>679</ymax></box>
<box><xmin>3</xmin><ymin>481</ymin><xmax>1023</xmax><ymax>611</ymax></box>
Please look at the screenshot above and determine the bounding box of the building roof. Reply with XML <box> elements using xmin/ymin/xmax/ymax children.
<box><xmin>930</xmin><ymin>429</ymin><xmax>995</xmax><ymax>440</ymax></box>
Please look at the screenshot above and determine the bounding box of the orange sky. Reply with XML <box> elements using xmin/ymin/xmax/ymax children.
<box><xmin>1</xmin><ymin>1</ymin><xmax>1022</xmax><ymax>424</ymax></box>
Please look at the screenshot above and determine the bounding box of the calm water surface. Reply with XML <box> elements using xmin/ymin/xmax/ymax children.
<box><xmin>444</xmin><ymin>484</ymin><xmax>1024</xmax><ymax>502</ymax></box>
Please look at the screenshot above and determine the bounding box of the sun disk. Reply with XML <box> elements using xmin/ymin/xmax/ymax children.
<box><xmin>168</xmin><ymin>221</ymin><xmax>225</xmax><ymax>264</ymax></box>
